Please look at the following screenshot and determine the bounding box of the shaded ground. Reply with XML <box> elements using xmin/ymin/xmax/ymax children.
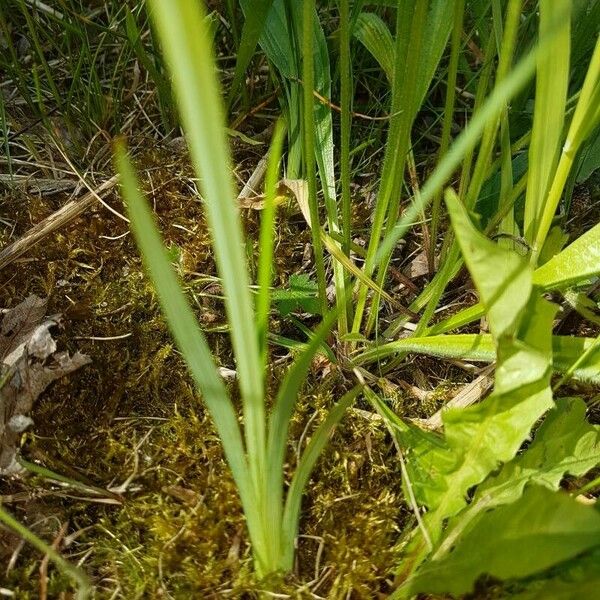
<box><xmin>1</xmin><ymin>124</ymin><xmax>599</xmax><ymax>597</ymax></box>
<box><xmin>0</xmin><ymin>136</ymin><xmax>416</xmax><ymax>598</ymax></box>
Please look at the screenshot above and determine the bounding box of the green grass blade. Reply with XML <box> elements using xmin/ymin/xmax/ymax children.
<box><xmin>265</xmin><ymin>308</ymin><xmax>338</xmax><ymax>568</ymax></box>
<box><xmin>523</xmin><ymin>0</ymin><xmax>571</xmax><ymax>245</ymax></box>
<box><xmin>256</xmin><ymin>120</ymin><xmax>286</xmax><ymax>367</ymax></box>
<box><xmin>533</xmin><ymin>37</ymin><xmax>600</xmax><ymax>259</ymax></box>
<box><xmin>115</xmin><ymin>146</ymin><xmax>254</xmax><ymax>510</ymax></box>
<box><xmin>280</xmin><ymin>385</ymin><xmax>361</xmax><ymax>568</ymax></box>
<box><xmin>373</xmin><ymin>40</ymin><xmax>540</xmax><ymax>266</ymax></box>
<box><xmin>532</xmin><ymin>220</ymin><xmax>600</xmax><ymax>289</ymax></box>
<box><xmin>0</xmin><ymin>506</ymin><xmax>90</xmax><ymax>599</ymax></box>
<box><xmin>227</xmin><ymin>0</ymin><xmax>275</xmax><ymax>109</ymax></box>
<box><xmin>354</xmin><ymin>333</ymin><xmax>600</xmax><ymax>384</ymax></box>
<box><xmin>339</xmin><ymin>0</ymin><xmax>353</xmax><ymax>326</ymax></box>
<box><xmin>147</xmin><ymin>0</ymin><xmax>265</xmax><ymax>484</ymax></box>
<box><xmin>429</xmin><ymin>0</ymin><xmax>464</xmax><ymax>269</ymax></box>
<box><xmin>353</xmin><ymin>12</ymin><xmax>395</xmax><ymax>83</ymax></box>
<box><xmin>302</xmin><ymin>0</ymin><xmax>327</xmax><ymax>313</ymax></box>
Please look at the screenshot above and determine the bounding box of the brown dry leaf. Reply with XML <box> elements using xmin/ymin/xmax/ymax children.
<box><xmin>0</xmin><ymin>295</ymin><xmax>91</xmax><ymax>474</ymax></box>
<box><xmin>404</xmin><ymin>250</ymin><xmax>439</xmax><ymax>279</ymax></box>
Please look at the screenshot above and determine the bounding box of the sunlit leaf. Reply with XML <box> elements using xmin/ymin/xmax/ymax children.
<box><xmin>409</xmin><ymin>486</ymin><xmax>600</xmax><ymax>595</ymax></box>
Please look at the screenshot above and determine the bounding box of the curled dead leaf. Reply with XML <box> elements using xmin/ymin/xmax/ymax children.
<box><xmin>0</xmin><ymin>296</ymin><xmax>91</xmax><ymax>474</ymax></box>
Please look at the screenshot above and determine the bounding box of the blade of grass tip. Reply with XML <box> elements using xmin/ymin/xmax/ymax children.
<box><xmin>524</xmin><ymin>0</ymin><xmax>571</xmax><ymax>247</ymax></box>
<box><xmin>280</xmin><ymin>384</ymin><xmax>362</xmax><ymax>568</ymax></box>
<box><xmin>147</xmin><ymin>0</ymin><xmax>266</xmax><ymax>501</ymax></box>
<box><xmin>115</xmin><ymin>144</ymin><xmax>264</xmax><ymax>560</ymax></box>
<box><xmin>0</xmin><ymin>505</ymin><xmax>90</xmax><ymax>600</ymax></box>
<box><xmin>533</xmin><ymin>37</ymin><xmax>600</xmax><ymax>261</ymax></box>
<box><xmin>429</xmin><ymin>0</ymin><xmax>464</xmax><ymax>272</ymax></box>
<box><xmin>372</xmin><ymin>36</ymin><xmax>543</xmax><ymax>269</ymax></box>
<box><xmin>265</xmin><ymin>307</ymin><xmax>338</xmax><ymax>569</ymax></box>
<box><xmin>302</xmin><ymin>0</ymin><xmax>327</xmax><ymax>314</ymax></box>
<box><xmin>257</xmin><ymin>119</ymin><xmax>286</xmax><ymax>369</ymax></box>
<box><xmin>226</xmin><ymin>0</ymin><xmax>275</xmax><ymax>110</ymax></box>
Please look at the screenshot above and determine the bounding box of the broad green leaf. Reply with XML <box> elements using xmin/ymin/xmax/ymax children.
<box><xmin>272</xmin><ymin>273</ymin><xmax>321</xmax><ymax>316</ymax></box>
<box><xmin>425</xmin><ymin>298</ymin><xmax>555</xmax><ymax>522</ymax></box>
<box><xmin>513</xmin><ymin>548</ymin><xmax>600</xmax><ymax>600</ymax></box>
<box><xmin>533</xmin><ymin>221</ymin><xmax>600</xmax><ymax>289</ymax></box>
<box><xmin>365</xmin><ymin>387</ymin><xmax>452</xmax><ymax>512</ymax></box>
<box><xmin>431</xmin><ymin>219</ymin><xmax>600</xmax><ymax>333</ymax></box>
<box><xmin>475</xmin><ymin>397</ymin><xmax>600</xmax><ymax>506</ymax></box>
<box><xmin>446</xmin><ymin>189</ymin><xmax>531</xmax><ymax>339</ymax></box>
<box><xmin>435</xmin><ymin>397</ymin><xmax>600</xmax><ymax>564</ymax></box>
<box><xmin>417</xmin><ymin>192</ymin><xmax>556</xmax><ymax>530</ymax></box>
<box><xmin>354</xmin><ymin>333</ymin><xmax>600</xmax><ymax>384</ymax></box>
<box><xmin>409</xmin><ymin>486</ymin><xmax>600</xmax><ymax>596</ymax></box>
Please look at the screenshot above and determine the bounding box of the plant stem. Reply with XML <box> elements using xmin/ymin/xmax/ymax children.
<box><xmin>302</xmin><ymin>0</ymin><xmax>327</xmax><ymax>315</ymax></box>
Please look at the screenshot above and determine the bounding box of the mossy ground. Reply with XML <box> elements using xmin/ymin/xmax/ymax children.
<box><xmin>1</xmin><ymin>5</ymin><xmax>599</xmax><ymax>596</ymax></box>
<box><xmin>0</xmin><ymin>135</ymin><xmax>430</xmax><ymax>598</ymax></box>
<box><xmin>2</xmin><ymin>137</ymin><xmax>598</xmax><ymax>597</ymax></box>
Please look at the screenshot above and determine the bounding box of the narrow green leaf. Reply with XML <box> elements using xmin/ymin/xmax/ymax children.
<box><xmin>227</xmin><ymin>0</ymin><xmax>275</xmax><ymax>108</ymax></box>
<box><xmin>115</xmin><ymin>146</ymin><xmax>254</xmax><ymax>516</ymax></box>
<box><xmin>281</xmin><ymin>386</ymin><xmax>361</xmax><ymax>567</ymax></box>
<box><xmin>257</xmin><ymin>120</ymin><xmax>286</xmax><ymax>364</ymax></box>
<box><xmin>523</xmin><ymin>0</ymin><xmax>571</xmax><ymax>244</ymax></box>
<box><xmin>0</xmin><ymin>505</ymin><xmax>90</xmax><ymax>599</ymax></box>
<box><xmin>147</xmin><ymin>0</ymin><xmax>265</xmax><ymax>485</ymax></box>
<box><xmin>263</xmin><ymin>308</ymin><xmax>338</xmax><ymax>571</ymax></box>
<box><xmin>354</xmin><ymin>334</ymin><xmax>600</xmax><ymax>384</ymax></box>
<box><xmin>353</xmin><ymin>12</ymin><xmax>394</xmax><ymax>83</ymax></box>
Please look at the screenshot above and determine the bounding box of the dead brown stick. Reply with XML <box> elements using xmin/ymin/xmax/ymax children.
<box><xmin>39</xmin><ymin>520</ymin><xmax>69</xmax><ymax>600</ymax></box>
<box><xmin>418</xmin><ymin>364</ymin><xmax>495</xmax><ymax>431</ymax></box>
<box><xmin>0</xmin><ymin>175</ymin><xmax>119</xmax><ymax>271</ymax></box>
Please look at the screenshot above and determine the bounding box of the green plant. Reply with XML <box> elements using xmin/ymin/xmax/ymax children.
<box><xmin>116</xmin><ymin>0</ymin><xmax>361</xmax><ymax>580</ymax></box>
<box><xmin>118</xmin><ymin>0</ymin><xmax>600</xmax><ymax>593</ymax></box>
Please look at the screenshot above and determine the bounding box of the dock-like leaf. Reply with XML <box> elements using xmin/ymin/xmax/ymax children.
<box><xmin>409</xmin><ymin>486</ymin><xmax>600</xmax><ymax>596</ymax></box>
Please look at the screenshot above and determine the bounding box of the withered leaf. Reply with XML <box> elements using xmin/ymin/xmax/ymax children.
<box><xmin>0</xmin><ymin>296</ymin><xmax>91</xmax><ymax>474</ymax></box>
